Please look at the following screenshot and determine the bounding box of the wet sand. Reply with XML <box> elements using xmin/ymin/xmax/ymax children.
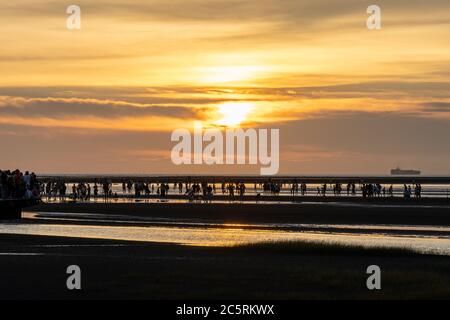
<box><xmin>1</xmin><ymin>200</ymin><xmax>449</xmax><ymax>299</ymax></box>
<box><xmin>28</xmin><ymin>200</ymin><xmax>450</xmax><ymax>226</ymax></box>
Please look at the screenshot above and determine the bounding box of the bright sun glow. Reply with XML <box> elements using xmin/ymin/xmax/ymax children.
<box><xmin>215</xmin><ymin>102</ymin><xmax>255</xmax><ymax>127</ymax></box>
<box><xmin>200</xmin><ymin>66</ymin><xmax>268</xmax><ymax>84</ymax></box>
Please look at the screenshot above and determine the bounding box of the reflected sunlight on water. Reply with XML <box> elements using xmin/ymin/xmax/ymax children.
<box><xmin>0</xmin><ymin>212</ymin><xmax>449</xmax><ymax>255</ymax></box>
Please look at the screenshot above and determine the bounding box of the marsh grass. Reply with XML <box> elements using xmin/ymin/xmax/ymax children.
<box><xmin>235</xmin><ymin>240</ymin><xmax>423</xmax><ymax>256</ymax></box>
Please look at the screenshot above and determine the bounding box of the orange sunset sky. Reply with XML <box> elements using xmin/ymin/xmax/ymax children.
<box><xmin>0</xmin><ymin>0</ymin><xmax>449</xmax><ymax>175</ymax></box>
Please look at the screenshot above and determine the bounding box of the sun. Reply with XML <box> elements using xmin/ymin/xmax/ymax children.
<box><xmin>215</xmin><ymin>102</ymin><xmax>255</xmax><ymax>127</ymax></box>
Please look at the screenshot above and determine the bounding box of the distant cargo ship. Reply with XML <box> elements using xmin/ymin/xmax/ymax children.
<box><xmin>390</xmin><ymin>167</ymin><xmax>421</xmax><ymax>175</ymax></box>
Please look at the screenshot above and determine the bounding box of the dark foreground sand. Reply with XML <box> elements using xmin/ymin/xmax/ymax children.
<box><xmin>1</xmin><ymin>233</ymin><xmax>450</xmax><ymax>299</ymax></box>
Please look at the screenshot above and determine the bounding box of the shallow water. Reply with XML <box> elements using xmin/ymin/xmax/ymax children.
<box><xmin>0</xmin><ymin>211</ymin><xmax>449</xmax><ymax>255</ymax></box>
<box><xmin>53</xmin><ymin>182</ymin><xmax>450</xmax><ymax>198</ymax></box>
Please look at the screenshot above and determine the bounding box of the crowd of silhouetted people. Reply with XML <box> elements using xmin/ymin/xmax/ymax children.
<box><xmin>0</xmin><ymin>169</ymin><xmax>40</xmax><ymax>200</ymax></box>
<box><xmin>0</xmin><ymin>168</ymin><xmax>429</xmax><ymax>204</ymax></box>
<box><xmin>45</xmin><ymin>180</ymin><xmax>115</xmax><ymax>201</ymax></box>
<box><xmin>39</xmin><ymin>178</ymin><xmax>426</xmax><ymax>203</ymax></box>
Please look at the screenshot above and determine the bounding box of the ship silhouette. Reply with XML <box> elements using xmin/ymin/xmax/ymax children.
<box><xmin>390</xmin><ymin>166</ymin><xmax>421</xmax><ymax>175</ymax></box>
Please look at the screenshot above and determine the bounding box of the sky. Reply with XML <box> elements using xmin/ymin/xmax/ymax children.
<box><xmin>0</xmin><ymin>0</ymin><xmax>449</xmax><ymax>175</ymax></box>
